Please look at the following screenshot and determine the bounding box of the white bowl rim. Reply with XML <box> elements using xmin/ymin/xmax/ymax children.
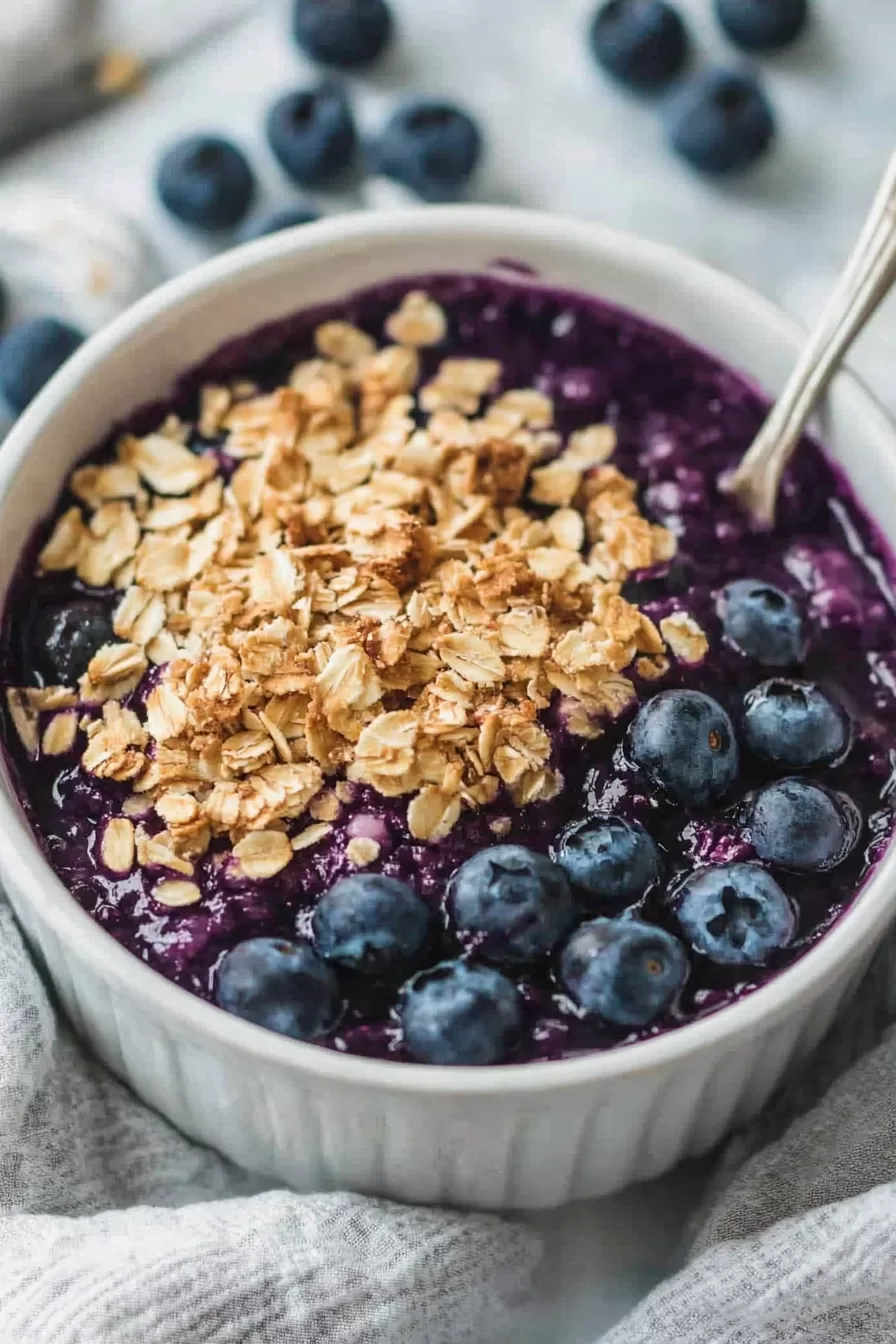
<box><xmin>2</xmin><ymin>203</ymin><xmax>896</xmax><ymax>1099</ymax></box>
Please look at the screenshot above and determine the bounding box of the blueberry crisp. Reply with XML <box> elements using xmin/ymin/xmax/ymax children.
<box><xmin>3</xmin><ymin>272</ymin><xmax>896</xmax><ymax>1065</ymax></box>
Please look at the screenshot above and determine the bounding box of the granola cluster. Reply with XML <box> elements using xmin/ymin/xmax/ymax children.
<box><xmin>9</xmin><ymin>289</ymin><xmax>708</xmax><ymax>884</ymax></box>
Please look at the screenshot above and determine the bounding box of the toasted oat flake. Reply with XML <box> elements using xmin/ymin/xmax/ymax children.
<box><xmin>660</xmin><ymin>612</ymin><xmax>709</xmax><ymax>664</ymax></box>
<box><xmin>346</xmin><ymin>836</ymin><xmax>380</xmax><ymax>867</ymax></box>
<box><xmin>120</xmin><ymin>433</ymin><xmax>216</xmax><ymax>496</ymax></box>
<box><xmin>385</xmin><ymin>291</ymin><xmax>447</xmax><ymax>347</ymax></box>
<box><xmin>636</xmin><ymin>654</ymin><xmax>671</xmax><ymax>682</ymax></box>
<box><xmin>42</xmin><ymin>712</ymin><xmax>78</xmax><ymax>757</ymax></box>
<box><xmin>6</xmin><ymin>690</ymin><xmax>39</xmax><ymax>754</ymax></box>
<box><xmin>233</xmin><ymin>829</ymin><xmax>293</xmax><ymax>879</ymax></box>
<box><xmin>153</xmin><ymin>879</ymin><xmax>202</xmax><ymax>908</ymax></box>
<box><xmin>407</xmin><ymin>786</ymin><xmax>461</xmax><ymax>842</ymax></box>
<box><xmin>315</xmin><ymin>321</ymin><xmax>376</xmax><ymax>365</ymax></box>
<box><xmin>566</xmin><ymin>424</ymin><xmax>616</xmax><ymax>467</ymax></box>
<box><xmin>87</xmin><ymin>642</ymin><xmax>147</xmax><ymax>687</ymax></box>
<box><xmin>38</xmin><ymin>508</ymin><xmax>86</xmax><ymax>572</ymax></box>
<box><xmin>291</xmin><ymin>822</ymin><xmax>333</xmax><ymax>851</ymax></box>
<box><xmin>102</xmin><ymin>817</ymin><xmax>135</xmax><ymax>873</ymax></box>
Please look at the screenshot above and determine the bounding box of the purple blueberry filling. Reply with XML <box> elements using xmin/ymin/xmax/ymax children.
<box><xmin>3</xmin><ymin>269</ymin><xmax>896</xmax><ymax>1065</ymax></box>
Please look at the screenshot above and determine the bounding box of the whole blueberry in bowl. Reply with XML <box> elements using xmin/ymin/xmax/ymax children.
<box><xmin>313</xmin><ymin>874</ymin><xmax>433</xmax><ymax>976</ymax></box>
<box><xmin>664</xmin><ymin>70</ymin><xmax>776</xmax><ymax>176</ymax></box>
<box><xmin>156</xmin><ymin>135</ymin><xmax>255</xmax><ymax>231</ymax></box>
<box><xmin>400</xmin><ymin>960</ymin><xmax>523</xmax><ymax>1065</ymax></box>
<box><xmin>555</xmin><ymin>815</ymin><xmax>663</xmax><ymax>910</ymax></box>
<box><xmin>588</xmin><ymin>0</ymin><xmax>690</xmax><ymax>93</ymax></box>
<box><xmin>719</xmin><ymin>579</ymin><xmax>805</xmax><ymax>666</ymax></box>
<box><xmin>715</xmin><ymin>0</ymin><xmax>808</xmax><ymax>51</ymax></box>
<box><xmin>0</xmin><ymin>318</ymin><xmax>84</xmax><ymax>415</ymax></box>
<box><xmin>372</xmin><ymin>100</ymin><xmax>483</xmax><ymax>202</ymax></box>
<box><xmin>266</xmin><ymin>83</ymin><xmax>357</xmax><ymax>187</ymax></box>
<box><xmin>750</xmin><ymin>779</ymin><xmax>861</xmax><ymax>872</ymax></box>
<box><xmin>292</xmin><ymin>0</ymin><xmax>393</xmax><ymax>68</ymax></box>
<box><xmin>559</xmin><ymin>917</ymin><xmax>689</xmax><ymax>1027</ymax></box>
<box><xmin>627</xmin><ymin>689</ymin><xmax>739</xmax><ymax>808</ymax></box>
<box><xmin>26</xmin><ymin>600</ymin><xmax>115</xmax><ymax>685</ymax></box>
<box><xmin>215</xmin><ymin>937</ymin><xmax>343</xmax><ymax>1040</ymax></box>
<box><xmin>673</xmin><ymin>862</ymin><xmax>796</xmax><ymax>965</ymax></box>
<box><xmin>743</xmin><ymin>679</ymin><xmax>851</xmax><ymax>770</ymax></box>
<box><xmin>449</xmin><ymin>845</ymin><xmax>578</xmax><ymax>964</ymax></box>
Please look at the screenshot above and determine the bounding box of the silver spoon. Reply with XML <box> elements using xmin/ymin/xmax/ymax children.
<box><xmin>723</xmin><ymin>150</ymin><xmax>896</xmax><ymax>527</ymax></box>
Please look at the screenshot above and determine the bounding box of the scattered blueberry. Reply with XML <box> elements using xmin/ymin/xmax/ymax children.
<box><xmin>292</xmin><ymin>0</ymin><xmax>393</xmax><ymax>68</ymax></box>
<box><xmin>715</xmin><ymin>0</ymin><xmax>808</xmax><ymax>51</ymax></box>
<box><xmin>266</xmin><ymin>83</ymin><xmax>357</xmax><ymax>187</ymax></box>
<box><xmin>372</xmin><ymin>100</ymin><xmax>483</xmax><ymax>202</ymax></box>
<box><xmin>156</xmin><ymin>135</ymin><xmax>255</xmax><ymax>231</ymax></box>
<box><xmin>555</xmin><ymin>816</ymin><xmax>663</xmax><ymax>909</ymax></box>
<box><xmin>627</xmin><ymin>690</ymin><xmax>740</xmax><ymax>808</ymax></box>
<box><xmin>673</xmin><ymin>862</ymin><xmax>796</xmax><ymax>964</ymax></box>
<box><xmin>238</xmin><ymin>205</ymin><xmax>322</xmax><ymax>243</ymax></box>
<box><xmin>215</xmin><ymin>937</ymin><xmax>342</xmax><ymax>1040</ymax></box>
<box><xmin>312</xmin><ymin>874</ymin><xmax>433</xmax><ymax>975</ymax></box>
<box><xmin>664</xmin><ymin>70</ymin><xmax>776</xmax><ymax>176</ymax></box>
<box><xmin>743</xmin><ymin>679</ymin><xmax>851</xmax><ymax>770</ymax></box>
<box><xmin>26</xmin><ymin>601</ymin><xmax>114</xmax><ymax>686</ymax></box>
<box><xmin>560</xmin><ymin>917</ymin><xmax>689</xmax><ymax>1026</ymax></box>
<box><xmin>0</xmin><ymin>317</ymin><xmax>84</xmax><ymax>415</ymax></box>
<box><xmin>448</xmin><ymin>845</ymin><xmax>578</xmax><ymax>964</ymax></box>
<box><xmin>750</xmin><ymin>778</ymin><xmax>861</xmax><ymax>871</ymax></box>
<box><xmin>400</xmin><ymin>960</ymin><xmax>523</xmax><ymax>1065</ymax></box>
<box><xmin>588</xmin><ymin>0</ymin><xmax>690</xmax><ymax>93</ymax></box>
<box><xmin>719</xmin><ymin>579</ymin><xmax>805</xmax><ymax>666</ymax></box>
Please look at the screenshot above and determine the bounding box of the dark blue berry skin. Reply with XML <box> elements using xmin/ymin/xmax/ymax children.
<box><xmin>372</xmin><ymin>100</ymin><xmax>483</xmax><ymax>203</ymax></box>
<box><xmin>750</xmin><ymin>779</ymin><xmax>860</xmax><ymax>872</ymax></box>
<box><xmin>560</xmin><ymin>918</ymin><xmax>689</xmax><ymax>1027</ymax></box>
<box><xmin>743</xmin><ymin>680</ymin><xmax>851</xmax><ymax>771</ymax></box>
<box><xmin>448</xmin><ymin>845</ymin><xmax>578</xmax><ymax>965</ymax></box>
<box><xmin>0</xmin><ymin>317</ymin><xmax>84</xmax><ymax>415</ymax></box>
<box><xmin>673</xmin><ymin>862</ymin><xmax>796</xmax><ymax>965</ymax></box>
<box><xmin>0</xmin><ymin>272</ymin><xmax>8</xmax><ymax>331</ymax></box>
<box><xmin>400</xmin><ymin>960</ymin><xmax>523</xmax><ymax>1065</ymax></box>
<box><xmin>156</xmin><ymin>135</ymin><xmax>255</xmax><ymax>231</ymax></box>
<box><xmin>715</xmin><ymin>0</ymin><xmax>808</xmax><ymax>51</ymax></box>
<box><xmin>312</xmin><ymin>874</ymin><xmax>433</xmax><ymax>976</ymax></box>
<box><xmin>292</xmin><ymin>0</ymin><xmax>393</xmax><ymax>69</ymax></box>
<box><xmin>555</xmin><ymin>815</ymin><xmax>663</xmax><ymax>910</ymax></box>
<box><xmin>664</xmin><ymin>71</ymin><xmax>776</xmax><ymax>176</ymax></box>
<box><xmin>215</xmin><ymin>937</ymin><xmax>342</xmax><ymax>1040</ymax></box>
<box><xmin>719</xmin><ymin>579</ymin><xmax>805</xmax><ymax>666</ymax></box>
<box><xmin>26</xmin><ymin>601</ymin><xmax>115</xmax><ymax>685</ymax></box>
<box><xmin>266</xmin><ymin>84</ymin><xmax>357</xmax><ymax>187</ymax></box>
<box><xmin>588</xmin><ymin>0</ymin><xmax>690</xmax><ymax>93</ymax></box>
<box><xmin>627</xmin><ymin>690</ymin><xmax>740</xmax><ymax>809</ymax></box>
<box><xmin>237</xmin><ymin>205</ymin><xmax>322</xmax><ymax>243</ymax></box>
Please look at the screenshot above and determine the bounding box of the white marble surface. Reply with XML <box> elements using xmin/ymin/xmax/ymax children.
<box><xmin>0</xmin><ymin>1</ymin><xmax>894</xmax><ymax>1339</ymax></box>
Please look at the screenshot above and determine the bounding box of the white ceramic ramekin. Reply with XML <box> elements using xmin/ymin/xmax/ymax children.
<box><xmin>1</xmin><ymin>208</ymin><xmax>895</xmax><ymax>1211</ymax></box>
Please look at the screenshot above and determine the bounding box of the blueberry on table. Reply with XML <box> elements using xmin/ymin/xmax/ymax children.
<box><xmin>555</xmin><ymin>815</ymin><xmax>663</xmax><ymax>910</ymax></box>
<box><xmin>156</xmin><ymin>135</ymin><xmax>255</xmax><ymax>231</ymax></box>
<box><xmin>743</xmin><ymin>679</ymin><xmax>851</xmax><ymax>770</ymax></box>
<box><xmin>0</xmin><ymin>317</ymin><xmax>84</xmax><ymax>415</ymax></box>
<box><xmin>750</xmin><ymin>779</ymin><xmax>860</xmax><ymax>872</ymax></box>
<box><xmin>627</xmin><ymin>689</ymin><xmax>740</xmax><ymax>808</ymax></box>
<box><xmin>27</xmin><ymin>601</ymin><xmax>115</xmax><ymax>685</ymax></box>
<box><xmin>400</xmin><ymin>960</ymin><xmax>523</xmax><ymax>1065</ymax></box>
<box><xmin>215</xmin><ymin>937</ymin><xmax>343</xmax><ymax>1040</ymax></box>
<box><xmin>266</xmin><ymin>83</ymin><xmax>357</xmax><ymax>187</ymax></box>
<box><xmin>372</xmin><ymin>100</ymin><xmax>483</xmax><ymax>203</ymax></box>
<box><xmin>237</xmin><ymin>205</ymin><xmax>322</xmax><ymax>243</ymax></box>
<box><xmin>673</xmin><ymin>861</ymin><xmax>796</xmax><ymax>965</ymax></box>
<box><xmin>292</xmin><ymin>0</ymin><xmax>393</xmax><ymax>68</ymax></box>
<box><xmin>560</xmin><ymin>917</ymin><xmax>689</xmax><ymax>1027</ymax></box>
<box><xmin>664</xmin><ymin>70</ymin><xmax>776</xmax><ymax>176</ymax></box>
<box><xmin>448</xmin><ymin>845</ymin><xmax>578</xmax><ymax>965</ymax></box>
<box><xmin>588</xmin><ymin>0</ymin><xmax>690</xmax><ymax>93</ymax></box>
<box><xmin>719</xmin><ymin>579</ymin><xmax>804</xmax><ymax>666</ymax></box>
<box><xmin>715</xmin><ymin>0</ymin><xmax>808</xmax><ymax>51</ymax></box>
<box><xmin>312</xmin><ymin>874</ymin><xmax>433</xmax><ymax>976</ymax></box>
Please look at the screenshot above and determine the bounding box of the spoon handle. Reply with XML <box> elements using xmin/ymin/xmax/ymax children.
<box><xmin>725</xmin><ymin>150</ymin><xmax>896</xmax><ymax>527</ymax></box>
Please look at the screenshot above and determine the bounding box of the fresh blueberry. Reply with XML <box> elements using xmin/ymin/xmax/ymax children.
<box><xmin>0</xmin><ymin>317</ymin><xmax>84</xmax><ymax>415</ymax></box>
<box><xmin>627</xmin><ymin>690</ymin><xmax>740</xmax><ymax>808</ymax></box>
<box><xmin>27</xmin><ymin>601</ymin><xmax>115</xmax><ymax>685</ymax></box>
<box><xmin>292</xmin><ymin>0</ymin><xmax>393</xmax><ymax>68</ymax></box>
<box><xmin>559</xmin><ymin>917</ymin><xmax>689</xmax><ymax>1027</ymax></box>
<box><xmin>743</xmin><ymin>679</ymin><xmax>851</xmax><ymax>770</ymax></box>
<box><xmin>372</xmin><ymin>100</ymin><xmax>483</xmax><ymax>203</ymax></box>
<box><xmin>673</xmin><ymin>862</ymin><xmax>796</xmax><ymax>964</ymax></box>
<box><xmin>588</xmin><ymin>0</ymin><xmax>690</xmax><ymax>93</ymax></box>
<box><xmin>750</xmin><ymin>779</ymin><xmax>860</xmax><ymax>872</ymax></box>
<box><xmin>312</xmin><ymin>874</ymin><xmax>433</xmax><ymax>975</ymax></box>
<box><xmin>719</xmin><ymin>579</ymin><xmax>805</xmax><ymax>666</ymax></box>
<box><xmin>715</xmin><ymin>0</ymin><xmax>808</xmax><ymax>51</ymax></box>
<box><xmin>156</xmin><ymin>135</ymin><xmax>255</xmax><ymax>231</ymax></box>
<box><xmin>400</xmin><ymin>960</ymin><xmax>523</xmax><ymax>1065</ymax></box>
<box><xmin>664</xmin><ymin>70</ymin><xmax>776</xmax><ymax>176</ymax></box>
<box><xmin>448</xmin><ymin>845</ymin><xmax>578</xmax><ymax>965</ymax></box>
<box><xmin>555</xmin><ymin>816</ymin><xmax>663</xmax><ymax>909</ymax></box>
<box><xmin>215</xmin><ymin>937</ymin><xmax>342</xmax><ymax>1040</ymax></box>
<box><xmin>237</xmin><ymin>205</ymin><xmax>322</xmax><ymax>243</ymax></box>
<box><xmin>266</xmin><ymin>83</ymin><xmax>357</xmax><ymax>187</ymax></box>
